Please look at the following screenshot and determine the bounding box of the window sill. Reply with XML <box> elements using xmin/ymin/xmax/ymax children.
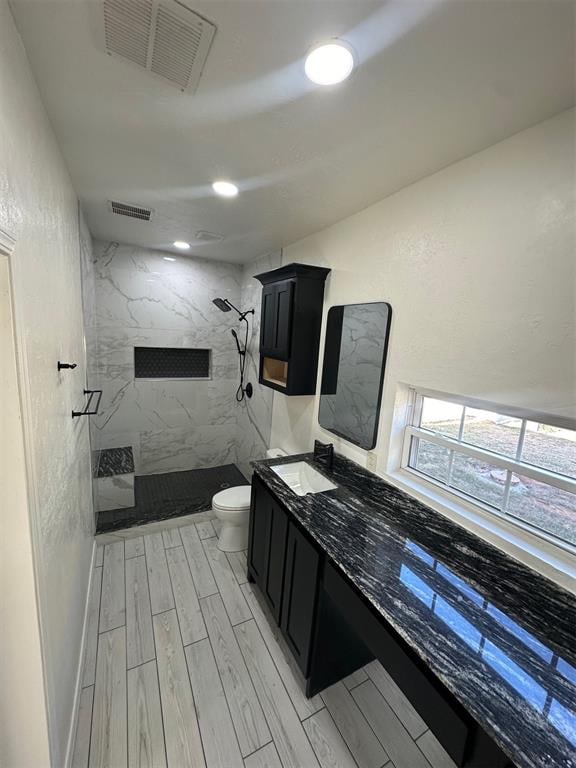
<box><xmin>383</xmin><ymin>467</ymin><xmax>576</xmax><ymax>594</ymax></box>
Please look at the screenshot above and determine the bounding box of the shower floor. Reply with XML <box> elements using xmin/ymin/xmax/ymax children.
<box><xmin>96</xmin><ymin>463</ymin><xmax>248</xmax><ymax>533</ymax></box>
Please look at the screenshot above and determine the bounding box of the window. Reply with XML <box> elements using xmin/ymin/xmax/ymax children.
<box><xmin>402</xmin><ymin>390</ymin><xmax>576</xmax><ymax>549</ymax></box>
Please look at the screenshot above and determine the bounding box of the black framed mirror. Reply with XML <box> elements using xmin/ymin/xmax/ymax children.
<box><xmin>318</xmin><ymin>302</ymin><xmax>392</xmax><ymax>450</ymax></box>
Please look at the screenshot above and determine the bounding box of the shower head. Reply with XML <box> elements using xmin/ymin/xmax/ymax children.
<box><xmin>231</xmin><ymin>328</ymin><xmax>243</xmax><ymax>355</ymax></box>
<box><xmin>213</xmin><ymin>297</ymin><xmax>231</xmax><ymax>312</ymax></box>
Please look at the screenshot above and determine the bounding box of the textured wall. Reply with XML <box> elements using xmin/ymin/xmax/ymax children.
<box><xmin>235</xmin><ymin>251</ymin><xmax>282</xmax><ymax>477</ymax></box>
<box><xmin>272</xmin><ymin>109</ymin><xmax>575</xmax><ymax>459</ymax></box>
<box><xmin>0</xmin><ymin>256</ymin><xmax>51</xmax><ymax>767</ymax></box>
<box><xmin>271</xmin><ymin>109</ymin><xmax>575</xmax><ymax>581</ymax></box>
<box><xmin>91</xmin><ymin>241</ymin><xmax>243</xmax><ymax>474</ymax></box>
<box><xmin>0</xmin><ymin>2</ymin><xmax>95</xmax><ymax>763</ymax></box>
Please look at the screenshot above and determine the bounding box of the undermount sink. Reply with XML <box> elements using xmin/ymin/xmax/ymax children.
<box><xmin>270</xmin><ymin>461</ymin><xmax>337</xmax><ymax>496</ymax></box>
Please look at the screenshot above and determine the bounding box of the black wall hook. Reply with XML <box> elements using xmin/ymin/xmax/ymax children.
<box><xmin>58</xmin><ymin>361</ymin><xmax>77</xmax><ymax>371</ymax></box>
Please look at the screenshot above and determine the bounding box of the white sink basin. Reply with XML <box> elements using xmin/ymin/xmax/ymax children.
<box><xmin>270</xmin><ymin>461</ymin><xmax>337</xmax><ymax>496</ymax></box>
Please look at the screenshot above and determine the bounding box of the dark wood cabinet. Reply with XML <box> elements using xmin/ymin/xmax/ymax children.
<box><xmin>247</xmin><ymin>476</ymin><xmax>321</xmax><ymax>670</ymax></box>
<box><xmin>255</xmin><ymin>263</ymin><xmax>330</xmax><ymax>395</ymax></box>
<box><xmin>247</xmin><ymin>476</ymin><xmax>289</xmax><ymax>622</ymax></box>
<box><xmin>264</xmin><ymin>496</ymin><xmax>289</xmax><ymax>622</ymax></box>
<box><xmin>280</xmin><ymin>522</ymin><xmax>321</xmax><ymax>676</ymax></box>
<box><xmin>261</xmin><ymin>280</ymin><xmax>294</xmax><ymax>359</ymax></box>
<box><xmin>247</xmin><ymin>478</ymin><xmax>269</xmax><ymax>585</ymax></box>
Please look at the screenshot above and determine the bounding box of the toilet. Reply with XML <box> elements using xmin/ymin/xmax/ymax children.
<box><xmin>213</xmin><ymin>448</ymin><xmax>286</xmax><ymax>552</ymax></box>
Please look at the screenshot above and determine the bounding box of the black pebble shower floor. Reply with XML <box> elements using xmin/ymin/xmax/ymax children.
<box><xmin>96</xmin><ymin>463</ymin><xmax>249</xmax><ymax>533</ymax></box>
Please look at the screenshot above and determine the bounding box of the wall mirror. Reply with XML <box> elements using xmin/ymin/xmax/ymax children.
<box><xmin>318</xmin><ymin>302</ymin><xmax>392</xmax><ymax>450</ymax></box>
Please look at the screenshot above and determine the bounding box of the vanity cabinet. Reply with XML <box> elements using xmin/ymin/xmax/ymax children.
<box><xmin>280</xmin><ymin>522</ymin><xmax>321</xmax><ymax>676</ymax></box>
<box><xmin>255</xmin><ymin>263</ymin><xmax>330</xmax><ymax>395</ymax></box>
<box><xmin>247</xmin><ymin>469</ymin><xmax>513</xmax><ymax>768</ymax></box>
<box><xmin>248</xmin><ymin>476</ymin><xmax>290</xmax><ymax>622</ymax></box>
<box><xmin>248</xmin><ymin>475</ymin><xmax>322</xmax><ymax>671</ymax></box>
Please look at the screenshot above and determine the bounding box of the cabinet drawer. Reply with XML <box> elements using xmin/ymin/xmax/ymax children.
<box><xmin>324</xmin><ymin>562</ymin><xmax>471</xmax><ymax>766</ymax></box>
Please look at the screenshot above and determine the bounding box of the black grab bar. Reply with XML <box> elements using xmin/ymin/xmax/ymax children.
<box><xmin>72</xmin><ymin>389</ymin><xmax>103</xmax><ymax>419</ymax></box>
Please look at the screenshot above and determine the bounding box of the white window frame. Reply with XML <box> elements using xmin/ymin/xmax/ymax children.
<box><xmin>400</xmin><ymin>387</ymin><xmax>576</xmax><ymax>554</ymax></box>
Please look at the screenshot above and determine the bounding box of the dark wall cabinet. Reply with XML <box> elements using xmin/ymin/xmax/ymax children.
<box><xmin>255</xmin><ymin>263</ymin><xmax>330</xmax><ymax>395</ymax></box>
<box><xmin>247</xmin><ymin>472</ymin><xmax>513</xmax><ymax>768</ymax></box>
<box><xmin>261</xmin><ymin>280</ymin><xmax>294</xmax><ymax>360</ymax></box>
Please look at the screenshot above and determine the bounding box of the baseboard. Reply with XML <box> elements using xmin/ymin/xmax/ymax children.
<box><xmin>63</xmin><ymin>539</ymin><xmax>97</xmax><ymax>768</ymax></box>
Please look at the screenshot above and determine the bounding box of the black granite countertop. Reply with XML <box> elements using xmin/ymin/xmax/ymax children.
<box><xmin>252</xmin><ymin>452</ymin><xmax>576</xmax><ymax>768</ymax></box>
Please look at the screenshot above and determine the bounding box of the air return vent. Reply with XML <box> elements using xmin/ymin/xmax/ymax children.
<box><xmin>195</xmin><ymin>230</ymin><xmax>223</xmax><ymax>243</ymax></box>
<box><xmin>108</xmin><ymin>201</ymin><xmax>153</xmax><ymax>221</ymax></box>
<box><xmin>100</xmin><ymin>0</ymin><xmax>216</xmax><ymax>92</ymax></box>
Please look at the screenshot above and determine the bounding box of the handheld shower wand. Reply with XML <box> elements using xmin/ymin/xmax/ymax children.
<box><xmin>231</xmin><ymin>329</ymin><xmax>243</xmax><ymax>356</ymax></box>
<box><xmin>213</xmin><ymin>298</ymin><xmax>254</xmax><ymax>401</ymax></box>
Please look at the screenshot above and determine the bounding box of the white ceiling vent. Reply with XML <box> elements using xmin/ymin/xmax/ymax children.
<box><xmin>100</xmin><ymin>0</ymin><xmax>216</xmax><ymax>92</ymax></box>
<box><xmin>108</xmin><ymin>200</ymin><xmax>154</xmax><ymax>221</ymax></box>
<box><xmin>195</xmin><ymin>230</ymin><xmax>223</xmax><ymax>243</ymax></box>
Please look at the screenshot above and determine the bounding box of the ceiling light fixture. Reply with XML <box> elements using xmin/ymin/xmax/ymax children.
<box><xmin>163</xmin><ymin>256</ymin><xmax>176</xmax><ymax>262</ymax></box>
<box><xmin>305</xmin><ymin>40</ymin><xmax>355</xmax><ymax>86</ymax></box>
<box><xmin>212</xmin><ymin>180</ymin><xmax>239</xmax><ymax>198</ymax></box>
<box><xmin>173</xmin><ymin>240</ymin><xmax>190</xmax><ymax>250</ymax></box>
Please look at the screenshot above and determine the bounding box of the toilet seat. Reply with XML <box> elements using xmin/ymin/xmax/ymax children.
<box><xmin>212</xmin><ymin>485</ymin><xmax>251</xmax><ymax>512</ymax></box>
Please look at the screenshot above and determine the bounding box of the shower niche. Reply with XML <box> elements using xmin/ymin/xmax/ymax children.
<box><xmin>255</xmin><ymin>263</ymin><xmax>330</xmax><ymax>395</ymax></box>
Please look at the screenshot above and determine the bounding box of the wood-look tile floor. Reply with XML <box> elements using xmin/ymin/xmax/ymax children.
<box><xmin>73</xmin><ymin>519</ymin><xmax>458</xmax><ymax>768</ymax></box>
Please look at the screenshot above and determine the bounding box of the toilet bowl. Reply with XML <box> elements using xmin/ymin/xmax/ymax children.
<box><xmin>213</xmin><ymin>448</ymin><xmax>286</xmax><ymax>552</ymax></box>
<box><xmin>212</xmin><ymin>486</ymin><xmax>252</xmax><ymax>552</ymax></box>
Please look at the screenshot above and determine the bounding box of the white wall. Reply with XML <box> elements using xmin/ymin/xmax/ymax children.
<box><xmin>0</xmin><ymin>2</ymin><xmax>95</xmax><ymax>764</ymax></box>
<box><xmin>271</xmin><ymin>109</ymin><xmax>575</xmax><ymax>577</ymax></box>
<box><xmin>0</xmin><ymin>256</ymin><xmax>51</xmax><ymax>767</ymax></box>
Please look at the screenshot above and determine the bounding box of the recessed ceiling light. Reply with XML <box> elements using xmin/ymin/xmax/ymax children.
<box><xmin>212</xmin><ymin>180</ymin><xmax>239</xmax><ymax>198</ymax></box>
<box><xmin>163</xmin><ymin>256</ymin><xmax>176</xmax><ymax>262</ymax></box>
<box><xmin>305</xmin><ymin>41</ymin><xmax>355</xmax><ymax>86</ymax></box>
<box><xmin>173</xmin><ymin>240</ymin><xmax>190</xmax><ymax>250</ymax></box>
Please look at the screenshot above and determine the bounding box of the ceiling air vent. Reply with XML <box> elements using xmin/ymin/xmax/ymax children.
<box><xmin>195</xmin><ymin>230</ymin><xmax>223</xmax><ymax>243</ymax></box>
<box><xmin>100</xmin><ymin>0</ymin><xmax>216</xmax><ymax>92</ymax></box>
<box><xmin>108</xmin><ymin>201</ymin><xmax>153</xmax><ymax>221</ymax></box>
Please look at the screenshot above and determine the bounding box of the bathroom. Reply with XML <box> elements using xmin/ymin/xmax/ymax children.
<box><xmin>1</xmin><ymin>1</ymin><xmax>574</xmax><ymax>768</ymax></box>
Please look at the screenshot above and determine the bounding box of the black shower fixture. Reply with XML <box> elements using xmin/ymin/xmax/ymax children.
<box><xmin>213</xmin><ymin>297</ymin><xmax>255</xmax><ymax>401</ymax></box>
<box><xmin>212</xmin><ymin>297</ymin><xmax>231</xmax><ymax>313</ymax></box>
<box><xmin>231</xmin><ymin>328</ymin><xmax>242</xmax><ymax>356</ymax></box>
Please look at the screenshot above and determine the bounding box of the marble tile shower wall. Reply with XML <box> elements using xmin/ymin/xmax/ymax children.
<box><xmin>78</xmin><ymin>211</ymin><xmax>100</xmax><ymax>517</ymax></box>
<box><xmin>91</xmin><ymin>241</ymin><xmax>244</xmax><ymax>475</ymax></box>
<box><xmin>235</xmin><ymin>251</ymin><xmax>282</xmax><ymax>478</ymax></box>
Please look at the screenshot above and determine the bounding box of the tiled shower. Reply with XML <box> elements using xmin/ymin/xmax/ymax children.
<box><xmin>80</xmin><ymin>236</ymin><xmax>281</xmax><ymax>528</ymax></box>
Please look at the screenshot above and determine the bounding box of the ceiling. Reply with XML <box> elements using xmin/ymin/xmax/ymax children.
<box><xmin>10</xmin><ymin>0</ymin><xmax>575</xmax><ymax>263</ymax></box>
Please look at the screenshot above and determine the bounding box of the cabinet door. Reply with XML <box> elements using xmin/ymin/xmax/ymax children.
<box><xmin>281</xmin><ymin>522</ymin><xmax>321</xmax><ymax>676</ymax></box>
<box><xmin>261</xmin><ymin>286</ymin><xmax>278</xmax><ymax>354</ymax></box>
<box><xmin>273</xmin><ymin>280</ymin><xmax>294</xmax><ymax>359</ymax></box>
<box><xmin>263</xmin><ymin>499</ymin><xmax>289</xmax><ymax>622</ymax></box>
<box><xmin>247</xmin><ymin>479</ymin><xmax>269</xmax><ymax>588</ymax></box>
<box><xmin>260</xmin><ymin>280</ymin><xmax>294</xmax><ymax>359</ymax></box>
